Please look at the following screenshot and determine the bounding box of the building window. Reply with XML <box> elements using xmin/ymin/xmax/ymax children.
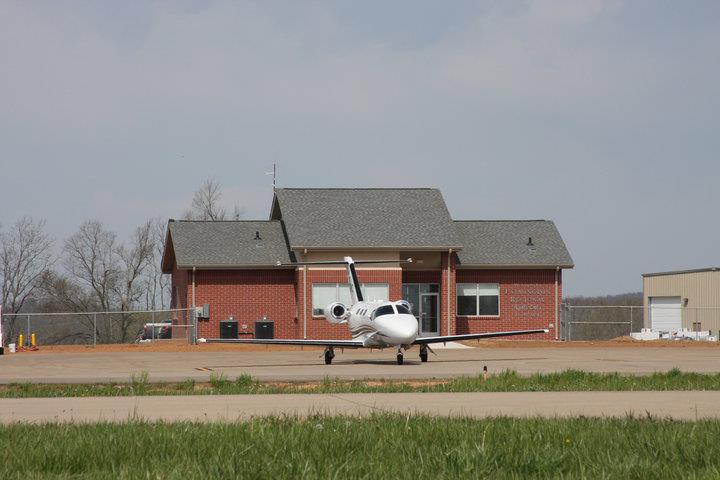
<box><xmin>456</xmin><ymin>283</ymin><xmax>499</xmax><ymax>316</ymax></box>
<box><xmin>312</xmin><ymin>283</ymin><xmax>389</xmax><ymax>315</ymax></box>
<box><xmin>362</xmin><ymin>283</ymin><xmax>389</xmax><ymax>302</ymax></box>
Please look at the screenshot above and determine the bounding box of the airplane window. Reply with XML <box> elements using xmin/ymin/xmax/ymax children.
<box><xmin>373</xmin><ymin>305</ymin><xmax>396</xmax><ymax>319</ymax></box>
<box><xmin>396</xmin><ymin>304</ymin><xmax>411</xmax><ymax>315</ymax></box>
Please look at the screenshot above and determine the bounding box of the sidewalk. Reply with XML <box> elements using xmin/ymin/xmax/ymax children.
<box><xmin>2</xmin><ymin>391</ymin><xmax>718</xmax><ymax>423</ymax></box>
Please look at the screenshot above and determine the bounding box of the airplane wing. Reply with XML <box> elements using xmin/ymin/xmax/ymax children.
<box><xmin>412</xmin><ymin>328</ymin><xmax>548</xmax><ymax>345</ymax></box>
<box><xmin>202</xmin><ymin>338</ymin><xmax>365</xmax><ymax>347</ymax></box>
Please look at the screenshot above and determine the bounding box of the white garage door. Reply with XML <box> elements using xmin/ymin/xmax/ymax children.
<box><xmin>650</xmin><ymin>297</ymin><xmax>681</xmax><ymax>332</ymax></box>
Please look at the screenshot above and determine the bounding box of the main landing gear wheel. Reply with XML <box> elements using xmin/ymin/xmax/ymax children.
<box><xmin>396</xmin><ymin>352</ymin><xmax>404</xmax><ymax>365</ymax></box>
<box><xmin>419</xmin><ymin>346</ymin><xmax>428</xmax><ymax>363</ymax></box>
<box><xmin>324</xmin><ymin>347</ymin><xmax>335</xmax><ymax>365</ymax></box>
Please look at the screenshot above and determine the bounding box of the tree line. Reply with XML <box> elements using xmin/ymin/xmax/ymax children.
<box><xmin>0</xmin><ymin>179</ymin><xmax>239</xmax><ymax>342</ymax></box>
<box><xmin>562</xmin><ymin>292</ymin><xmax>644</xmax><ymax>340</ymax></box>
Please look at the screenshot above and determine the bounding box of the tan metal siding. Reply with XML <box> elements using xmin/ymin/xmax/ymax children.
<box><xmin>643</xmin><ymin>271</ymin><xmax>720</xmax><ymax>331</ymax></box>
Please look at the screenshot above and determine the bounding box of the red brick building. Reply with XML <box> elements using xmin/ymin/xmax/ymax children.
<box><xmin>161</xmin><ymin>188</ymin><xmax>573</xmax><ymax>341</ymax></box>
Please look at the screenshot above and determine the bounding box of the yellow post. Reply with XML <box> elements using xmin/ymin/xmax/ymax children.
<box><xmin>19</xmin><ymin>334</ymin><xmax>23</xmax><ymax>349</ymax></box>
<box><xmin>31</xmin><ymin>333</ymin><xmax>36</xmax><ymax>347</ymax></box>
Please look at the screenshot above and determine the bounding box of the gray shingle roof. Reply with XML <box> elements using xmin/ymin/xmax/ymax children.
<box><xmin>271</xmin><ymin>188</ymin><xmax>462</xmax><ymax>249</ymax></box>
<box><xmin>454</xmin><ymin>220</ymin><xmax>574</xmax><ymax>267</ymax></box>
<box><xmin>162</xmin><ymin>221</ymin><xmax>293</xmax><ymax>271</ymax></box>
<box><xmin>162</xmin><ymin>191</ymin><xmax>574</xmax><ymax>271</ymax></box>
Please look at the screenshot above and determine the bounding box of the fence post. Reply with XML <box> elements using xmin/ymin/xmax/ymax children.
<box><xmin>93</xmin><ymin>313</ymin><xmax>97</xmax><ymax>348</ymax></box>
<box><xmin>152</xmin><ymin>311</ymin><xmax>155</xmax><ymax>341</ymax></box>
<box><xmin>26</xmin><ymin>315</ymin><xmax>30</xmax><ymax>347</ymax></box>
<box><xmin>192</xmin><ymin>308</ymin><xmax>197</xmax><ymax>345</ymax></box>
<box><xmin>568</xmin><ymin>308</ymin><xmax>572</xmax><ymax>341</ymax></box>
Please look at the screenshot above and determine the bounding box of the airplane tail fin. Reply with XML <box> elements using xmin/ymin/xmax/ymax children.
<box><xmin>344</xmin><ymin>257</ymin><xmax>363</xmax><ymax>303</ymax></box>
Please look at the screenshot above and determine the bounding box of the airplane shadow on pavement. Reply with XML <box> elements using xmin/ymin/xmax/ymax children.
<box><xmin>200</xmin><ymin>357</ymin><xmax>548</xmax><ymax>369</ymax></box>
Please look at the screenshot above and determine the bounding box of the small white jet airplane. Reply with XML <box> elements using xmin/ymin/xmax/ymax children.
<box><xmin>207</xmin><ymin>257</ymin><xmax>548</xmax><ymax>365</ymax></box>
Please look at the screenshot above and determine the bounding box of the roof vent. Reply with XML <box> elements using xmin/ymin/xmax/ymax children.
<box><xmin>527</xmin><ymin>237</ymin><xmax>536</xmax><ymax>252</ymax></box>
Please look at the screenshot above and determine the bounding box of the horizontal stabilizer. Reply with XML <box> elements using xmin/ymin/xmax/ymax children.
<box><xmin>276</xmin><ymin>258</ymin><xmax>412</xmax><ymax>266</ymax></box>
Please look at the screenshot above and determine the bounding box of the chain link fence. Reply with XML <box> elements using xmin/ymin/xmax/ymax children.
<box><xmin>561</xmin><ymin>305</ymin><xmax>720</xmax><ymax>341</ymax></box>
<box><xmin>561</xmin><ymin>305</ymin><xmax>641</xmax><ymax>341</ymax></box>
<box><xmin>1</xmin><ymin>308</ymin><xmax>195</xmax><ymax>347</ymax></box>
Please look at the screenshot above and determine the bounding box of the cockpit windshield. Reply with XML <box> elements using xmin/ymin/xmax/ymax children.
<box><xmin>395</xmin><ymin>304</ymin><xmax>412</xmax><ymax>315</ymax></box>
<box><xmin>372</xmin><ymin>305</ymin><xmax>396</xmax><ymax>319</ymax></box>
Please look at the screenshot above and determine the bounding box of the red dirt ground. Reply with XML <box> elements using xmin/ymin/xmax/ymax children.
<box><xmin>12</xmin><ymin>337</ymin><xmax>719</xmax><ymax>354</ymax></box>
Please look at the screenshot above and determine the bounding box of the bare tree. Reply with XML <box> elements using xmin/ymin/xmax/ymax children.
<box><xmin>184</xmin><ymin>178</ymin><xmax>227</xmax><ymax>221</ymax></box>
<box><xmin>142</xmin><ymin>218</ymin><xmax>171</xmax><ymax>310</ymax></box>
<box><xmin>116</xmin><ymin>221</ymin><xmax>154</xmax><ymax>309</ymax></box>
<box><xmin>62</xmin><ymin>220</ymin><xmax>161</xmax><ymax>343</ymax></box>
<box><xmin>0</xmin><ymin>217</ymin><xmax>54</xmax><ymax>314</ymax></box>
<box><xmin>63</xmin><ymin>220</ymin><xmax>118</xmax><ymax>311</ymax></box>
<box><xmin>7</xmin><ymin>218</ymin><xmax>171</xmax><ymax>345</ymax></box>
<box><xmin>35</xmin><ymin>270</ymin><xmax>99</xmax><ymax>344</ymax></box>
<box><xmin>111</xmin><ymin>221</ymin><xmax>156</xmax><ymax>341</ymax></box>
<box><xmin>38</xmin><ymin>270</ymin><xmax>97</xmax><ymax>312</ymax></box>
<box><xmin>0</xmin><ymin>217</ymin><xmax>54</xmax><ymax>342</ymax></box>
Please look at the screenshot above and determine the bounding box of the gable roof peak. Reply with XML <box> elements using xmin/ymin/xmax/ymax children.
<box><xmin>273</xmin><ymin>188</ymin><xmax>461</xmax><ymax>249</ymax></box>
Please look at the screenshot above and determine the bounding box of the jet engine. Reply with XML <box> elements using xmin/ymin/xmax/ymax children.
<box><xmin>324</xmin><ymin>302</ymin><xmax>349</xmax><ymax>324</ymax></box>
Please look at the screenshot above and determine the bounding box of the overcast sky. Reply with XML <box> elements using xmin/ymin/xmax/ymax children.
<box><xmin>1</xmin><ymin>1</ymin><xmax>719</xmax><ymax>296</ymax></box>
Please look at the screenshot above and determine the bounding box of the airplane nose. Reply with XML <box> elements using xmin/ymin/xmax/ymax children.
<box><xmin>376</xmin><ymin>315</ymin><xmax>418</xmax><ymax>343</ymax></box>
<box><xmin>394</xmin><ymin>315</ymin><xmax>418</xmax><ymax>341</ymax></box>
<box><xmin>401</xmin><ymin>315</ymin><xmax>419</xmax><ymax>338</ymax></box>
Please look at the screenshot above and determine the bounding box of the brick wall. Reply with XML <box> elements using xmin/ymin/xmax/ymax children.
<box><xmin>170</xmin><ymin>264</ymin><xmax>562</xmax><ymax>341</ymax></box>
<box><xmin>191</xmin><ymin>269</ymin><xmax>298</xmax><ymax>339</ymax></box>
<box><xmin>170</xmin><ymin>265</ymin><xmax>189</xmax><ymax>338</ymax></box>
<box><xmin>455</xmin><ymin>269</ymin><xmax>561</xmax><ymax>340</ymax></box>
<box><xmin>439</xmin><ymin>252</ymin><xmax>457</xmax><ymax>337</ymax></box>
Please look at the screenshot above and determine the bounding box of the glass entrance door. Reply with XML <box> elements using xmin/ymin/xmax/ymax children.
<box><xmin>419</xmin><ymin>293</ymin><xmax>439</xmax><ymax>337</ymax></box>
<box><xmin>402</xmin><ymin>284</ymin><xmax>440</xmax><ymax>337</ymax></box>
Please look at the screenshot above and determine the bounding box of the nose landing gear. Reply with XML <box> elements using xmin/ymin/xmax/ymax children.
<box><xmin>396</xmin><ymin>347</ymin><xmax>404</xmax><ymax>365</ymax></box>
<box><xmin>324</xmin><ymin>347</ymin><xmax>335</xmax><ymax>365</ymax></box>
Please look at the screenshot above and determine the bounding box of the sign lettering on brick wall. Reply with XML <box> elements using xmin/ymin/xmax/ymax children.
<box><xmin>507</xmin><ymin>287</ymin><xmax>551</xmax><ymax>317</ymax></box>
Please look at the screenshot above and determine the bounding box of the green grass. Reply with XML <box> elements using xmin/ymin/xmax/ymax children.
<box><xmin>3</xmin><ymin>368</ymin><xmax>720</xmax><ymax>397</ymax></box>
<box><xmin>2</xmin><ymin>414</ymin><xmax>720</xmax><ymax>479</ymax></box>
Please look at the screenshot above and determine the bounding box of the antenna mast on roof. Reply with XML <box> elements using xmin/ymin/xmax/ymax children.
<box><xmin>265</xmin><ymin>163</ymin><xmax>277</xmax><ymax>193</ymax></box>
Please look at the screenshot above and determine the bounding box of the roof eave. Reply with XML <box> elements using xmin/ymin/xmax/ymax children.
<box><xmin>290</xmin><ymin>245</ymin><xmax>464</xmax><ymax>251</ymax></box>
<box><xmin>175</xmin><ymin>264</ymin><xmax>295</xmax><ymax>270</ymax></box>
<box><xmin>642</xmin><ymin>267</ymin><xmax>720</xmax><ymax>277</ymax></box>
<box><xmin>456</xmin><ymin>263</ymin><xmax>574</xmax><ymax>269</ymax></box>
